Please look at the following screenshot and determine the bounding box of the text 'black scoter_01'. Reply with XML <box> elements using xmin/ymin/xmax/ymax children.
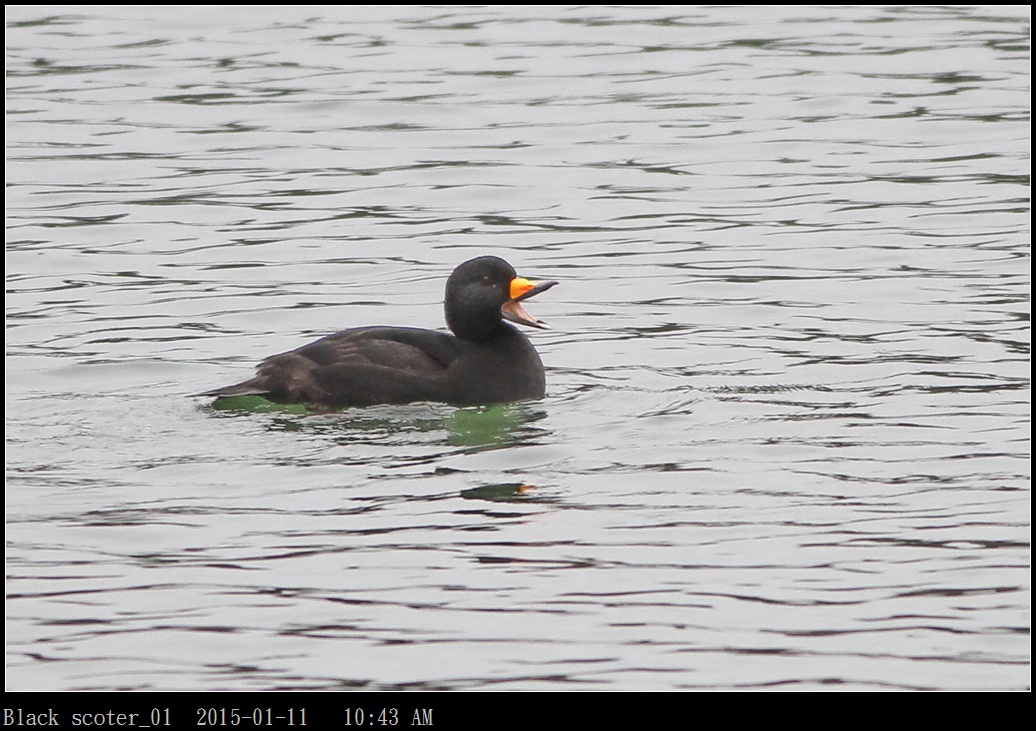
<box><xmin>202</xmin><ymin>256</ymin><xmax>558</xmax><ymax>409</ymax></box>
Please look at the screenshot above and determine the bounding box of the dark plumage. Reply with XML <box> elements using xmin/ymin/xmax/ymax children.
<box><xmin>203</xmin><ymin>256</ymin><xmax>557</xmax><ymax>408</ymax></box>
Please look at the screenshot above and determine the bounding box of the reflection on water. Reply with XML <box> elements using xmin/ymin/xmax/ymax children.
<box><xmin>460</xmin><ymin>483</ymin><xmax>540</xmax><ymax>503</ymax></box>
<box><xmin>448</xmin><ymin>405</ymin><xmax>548</xmax><ymax>448</ymax></box>
<box><xmin>208</xmin><ymin>397</ymin><xmax>548</xmax><ymax>449</ymax></box>
<box><xmin>5</xmin><ymin>5</ymin><xmax>1029</xmax><ymax>691</ymax></box>
<box><xmin>208</xmin><ymin>395</ymin><xmax>313</xmax><ymax>415</ymax></box>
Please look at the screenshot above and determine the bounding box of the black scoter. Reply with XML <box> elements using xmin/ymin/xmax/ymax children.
<box><xmin>203</xmin><ymin>256</ymin><xmax>557</xmax><ymax>408</ymax></box>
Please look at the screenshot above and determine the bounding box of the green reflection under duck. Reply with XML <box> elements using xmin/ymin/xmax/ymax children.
<box><xmin>206</xmin><ymin>398</ymin><xmax>544</xmax><ymax>449</ymax></box>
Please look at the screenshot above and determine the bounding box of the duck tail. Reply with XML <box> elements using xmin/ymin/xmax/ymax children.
<box><xmin>198</xmin><ymin>378</ymin><xmax>270</xmax><ymax>399</ymax></box>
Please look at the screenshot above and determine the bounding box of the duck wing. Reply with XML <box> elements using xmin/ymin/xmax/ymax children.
<box><xmin>204</xmin><ymin>327</ymin><xmax>462</xmax><ymax>407</ymax></box>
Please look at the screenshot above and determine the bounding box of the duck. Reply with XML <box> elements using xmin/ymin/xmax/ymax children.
<box><xmin>203</xmin><ymin>256</ymin><xmax>557</xmax><ymax>408</ymax></box>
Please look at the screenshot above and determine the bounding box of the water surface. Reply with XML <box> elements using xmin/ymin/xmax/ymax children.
<box><xmin>5</xmin><ymin>5</ymin><xmax>1030</xmax><ymax>691</ymax></box>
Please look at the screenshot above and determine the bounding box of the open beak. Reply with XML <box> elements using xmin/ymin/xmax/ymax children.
<box><xmin>502</xmin><ymin>277</ymin><xmax>558</xmax><ymax>330</ymax></box>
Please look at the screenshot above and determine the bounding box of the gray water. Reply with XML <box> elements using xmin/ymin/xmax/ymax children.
<box><xmin>5</xmin><ymin>5</ymin><xmax>1029</xmax><ymax>691</ymax></box>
